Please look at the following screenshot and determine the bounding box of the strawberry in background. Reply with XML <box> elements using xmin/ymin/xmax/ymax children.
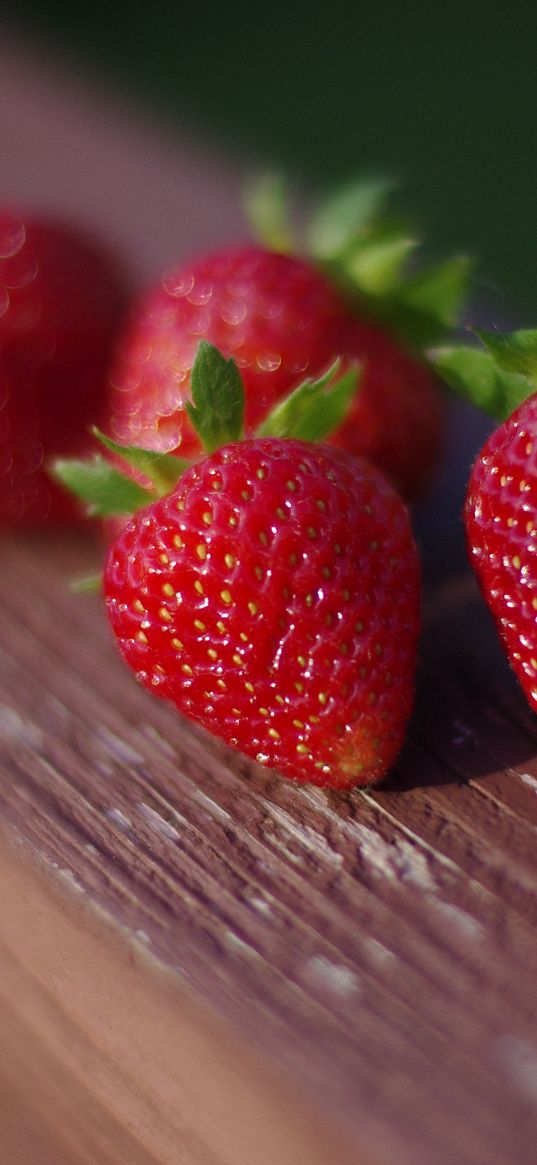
<box><xmin>107</xmin><ymin>177</ymin><xmax>472</xmax><ymax>504</ymax></box>
<box><xmin>0</xmin><ymin>209</ymin><xmax>128</xmax><ymax>525</ymax></box>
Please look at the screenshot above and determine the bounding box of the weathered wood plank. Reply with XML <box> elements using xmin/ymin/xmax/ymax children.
<box><xmin>1</xmin><ymin>531</ymin><xmax>537</xmax><ymax>1165</ymax></box>
<box><xmin>0</xmin><ymin>830</ymin><xmax>364</xmax><ymax>1165</ymax></box>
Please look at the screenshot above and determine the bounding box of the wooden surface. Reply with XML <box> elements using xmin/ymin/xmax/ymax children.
<box><xmin>2</xmin><ymin>530</ymin><xmax>537</xmax><ymax>1165</ymax></box>
<box><xmin>1</xmin><ymin>26</ymin><xmax>537</xmax><ymax>1165</ymax></box>
<box><xmin>0</xmin><ymin>812</ymin><xmax>362</xmax><ymax>1165</ymax></box>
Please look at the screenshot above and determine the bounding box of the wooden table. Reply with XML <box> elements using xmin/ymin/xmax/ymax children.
<box><xmin>1</xmin><ymin>27</ymin><xmax>537</xmax><ymax>1165</ymax></box>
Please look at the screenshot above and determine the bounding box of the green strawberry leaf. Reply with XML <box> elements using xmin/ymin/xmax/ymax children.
<box><xmin>245</xmin><ymin>170</ymin><xmax>474</xmax><ymax>355</ymax></box>
<box><xmin>396</xmin><ymin>255</ymin><xmax>472</xmax><ymax>328</ymax></box>
<box><xmin>91</xmin><ymin>427</ymin><xmax>189</xmax><ymax>494</ymax></box>
<box><xmin>473</xmin><ymin>327</ymin><xmax>537</xmax><ymax>384</ymax></box>
<box><xmin>52</xmin><ymin>457</ymin><xmax>153</xmax><ymax>517</ymax></box>
<box><xmin>366</xmin><ymin>255</ymin><xmax>473</xmax><ymax>349</ymax></box>
<box><xmin>307</xmin><ymin>176</ymin><xmax>394</xmax><ymax>260</ymax></box>
<box><xmin>242</xmin><ymin>172</ymin><xmax>295</xmax><ymax>253</ymax></box>
<box><xmin>430</xmin><ymin>344</ymin><xmax>531</xmax><ymax>419</ymax></box>
<box><xmin>257</xmin><ymin>359</ymin><xmax>360</xmax><ymax>442</ymax></box>
<box><xmin>377</xmin><ymin>303</ymin><xmax>447</xmax><ymax>349</ymax></box>
<box><xmin>344</xmin><ymin>227</ymin><xmax>418</xmax><ymax>296</ymax></box>
<box><xmin>186</xmin><ymin>340</ymin><xmax>245</xmax><ymax>453</ymax></box>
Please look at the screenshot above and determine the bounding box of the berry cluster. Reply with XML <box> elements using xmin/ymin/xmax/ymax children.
<box><xmin>4</xmin><ymin>179</ymin><xmax>536</xmax><ymax>789</ymax></box>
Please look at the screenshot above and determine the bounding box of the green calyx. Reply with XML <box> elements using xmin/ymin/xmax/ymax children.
<box><xmin>244</xmin><ymin>174</ymin><xmax>537</xmax><ymax>425</ymax></box>
<box><xmin>244</xmin><ymin>172</ymin><xmax>473</xmax><ymax>351</ymax></box>
<box><xmin>185</xmin><ymin>340</ymin><xmax>245</xmax><ymax>452</ymax></box>
<box><xmin>51</xmin><ymin>340</ymin><xmax>361</xmax><ymax>520</ymax></box>
<box><xmin>256</xmin><ymin>359</ymin><xmax>358</xmax><ymax>443</ymax></box>
<box><xmin>429</xmin><ymin>327</ymin><xmax>537</xmax><ymax>420</ymax></box>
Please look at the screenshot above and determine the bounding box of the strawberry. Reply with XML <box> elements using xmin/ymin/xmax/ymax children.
<box><xmin>56</xmin><ymin>342</ymin><xmax>420</xmax><ymax>789</ymax></box>
<box><xmin>438</xmin><ymin>327</ymin><xmax>537</xmax><ymax>712</ymax></box>
<box><xmin>0</xmin><ymin>209</ymin><xmax>128</xmax><ymax>525</ymax></box>
<box><xmin>108</xmin><ymin>245</ymin><xmax>440</xmax><ymax>502</ymax></box>
<box><xmin>465</xmin><ymin>392</ymin><xmax>537</xmax><ymax>709</ymax></box>
<box><xmin>104</xmin><ymin>438</ymin><xmax>419</xmax><ymax>788</ymax></box>
<box><xmin>107</xmin><ymin>174</ymin><xmax>473</xmax><ymax>504</ymax></box>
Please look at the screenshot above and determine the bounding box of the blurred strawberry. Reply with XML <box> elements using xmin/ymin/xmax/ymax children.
<box><xmin>108</xmin><ymin>245</ymin><xmax>443</xmax><ymax>501</ymax></box>
<box><xmin>107</xmin><ymin>179</ymin><xmax>471</xmax><ymax>503</ymax></box>
<box><xmin>0</xmin><ymin>209</ymin><xmax>128</xmax><ymax>525</ymax></box>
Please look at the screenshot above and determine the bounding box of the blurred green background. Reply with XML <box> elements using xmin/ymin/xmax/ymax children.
<box><xmin>7</xmin><ymin>0</ymin><xmax>537</xmax><ymax>313</ymax></box>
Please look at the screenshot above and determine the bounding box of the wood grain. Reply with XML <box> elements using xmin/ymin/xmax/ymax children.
<box><xmin>0</xmin><ymin>826</ymin><xmax>363</xmax><ymax>1165</ymax></box>
<box><xmin>1</xmin><ymin>530</ymin><xmax>537</xmax><ymax>1165</ymax></box>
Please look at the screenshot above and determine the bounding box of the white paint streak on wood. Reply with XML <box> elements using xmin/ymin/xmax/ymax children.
<box><xmin>296</xmin><ymin>788</ymin><xmax>332</xmax><ymax>812</ymax></box>
<box><xmin>518</xmin><ymin>771</ymin><xmax>537</xmax><ymax>795</ymax></box>
<box><xmin>0</xmin><ymin>703</ymin><xmax>42</xmax><ymax>747</ymax></box>
<box><xmin>432</xmin><ymin>901</ymin><xmax>484</xmax><ymax>942</ymax></box>
<box><xmin>305</xmin><ymin>956</ymin><xmax>361</xmax><ymax>999</ymax></box>
<box><xmin>268</xmin><ymin>833</ymin><xmax>305</xmax><ymax>865</ymax></box>
<box><xmin>138</xmin><ymin>802</ymin><xmax>181</xmax><ymax>842</ymax></box>
<box><xmin>96</xmin><ymin>726</ymin><xmax>145</xmax><ymax>767</ymax></box>
<box><xmin>51</xmin><ymin>864</ymin><xmax>85</xmax><ymax>893</ymax></box>
<box><xmin>364</xmin><ymin>937</ymin><xmax>398</xmax><ymax>966</ymax></box>
<box><xmin>106</xmin><ymin>808</ymin><xmax>133</xmax><ymax>835</ymax></box>
<box><xmin>223</xmin><ymin>930</ymin><xmax>261</xmax><ymax>962</ymax></box>
<box><xmin>193</xmin><ymin>788</ymin><xmax>232</xmax><ymax>823</ymax></box>
<box><xmin>353</xmin><ymin>823</ymin><xmax>437</xmax><ymax>893</ymax></box>
<box><xmin>134</xmin><ymin>929</ymin><xmax>152</xmax><ymax>945</ymax></box>
<box><xmin>267</xmin><ymin>804</ymin><xmax>344</xmax><ymax>868</ymax></box>
<box><xmin>359</xmin><ymin>790</ymin><xmax>498</xmax><ymax>907</ymax></box>
<box><xmin>299</xmin><ymin>787</ymin><xmax>442</xmax><ymax>888</ymax></box>
<box><xmin>248</xmin><ymin>895</ymin><xmax>273</xmax><ymax>917</ymax></box>
<box><xmin>496</xmin><ymin>1036</ymin><xmax>537</xmax><ymax>1103</ymax></box>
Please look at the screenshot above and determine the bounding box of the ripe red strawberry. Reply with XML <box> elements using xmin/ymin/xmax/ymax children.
<box><xmin>435</xmin><ymin>325</ymin><xmax>537</xmax><ymax>712</ymax></box>
<box><xmin>55</xmin><ymin>341</ymin><xmax>420</xmax><ymax>788</ymax></box>
<box><xmin>0</xmin><ymin>209</ymin><xmax>128</xmax><ymax>525</ymax></box>
<box><xmin>465</xmin><ymin>391</ymin><xmax>537</xmax><ymax>711</ymax></box>
<box><xmin>108</xmin><ymin>245</ymin><xmax>443</xmax><ymax>501</ymax></box>
<box><xmin>103</xmin><ymin>436</ymin><xmax>420</xmax><ymax>788</ymax></box>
